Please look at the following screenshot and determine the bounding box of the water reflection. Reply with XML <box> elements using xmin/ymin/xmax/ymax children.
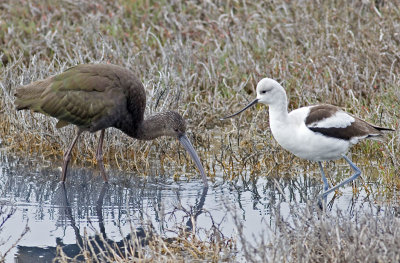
<box><xmin>0</xmin><ymin>156</ymin><xmax>216</xmax><ymax>262</ymax></box>
<box><xmin>0</xmin><ymin>154</ymin><xmax>386</xmax><ymax>262</ymax></box>
<box><xmin>16</xmin><ymin>182</ymin><xmax>149</xmax><ymax>262</ymax></box>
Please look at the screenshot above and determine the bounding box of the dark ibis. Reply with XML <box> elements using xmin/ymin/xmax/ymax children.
<box><xmin>15</xmin><ymin>64</ymin><xmax>208</xmax><ymax>187</ymax></box>
<box><xmin>222</xmin><ymin>78</ymin><xmax>393</xmax><ymax>199</ymax></box>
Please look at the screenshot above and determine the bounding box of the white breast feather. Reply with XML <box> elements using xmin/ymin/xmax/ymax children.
<box><xmin>308</xmin><ymin>111</ymin><xmax>355</xmax><ymax>128</ymax></box>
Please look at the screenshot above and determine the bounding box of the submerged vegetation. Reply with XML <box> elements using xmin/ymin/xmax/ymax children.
<box><xmin>0</xmin><ymin>0</ymin><xmax>400</xmax><ymax>261</ymax></box>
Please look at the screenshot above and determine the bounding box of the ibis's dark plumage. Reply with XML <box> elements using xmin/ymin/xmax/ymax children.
<box><xmin>15</xmin><ymin>64</ymin><xmax>208</xmax><ymax>186</ymax></box>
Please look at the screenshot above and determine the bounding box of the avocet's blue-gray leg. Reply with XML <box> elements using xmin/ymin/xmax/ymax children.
<box><xmin>321</xmin><ymin>155</ymin><xmax>361</xmax><ymax>198</ymax></box>
<box><xmin>318</xmin><ymin>161</ymin><xmax>329</xmax><ymax>191</ymax></box>
<box><xmin>318</xmin><ymin>161</ymin><xmax>329</xmax><ymax>208</ymax></box>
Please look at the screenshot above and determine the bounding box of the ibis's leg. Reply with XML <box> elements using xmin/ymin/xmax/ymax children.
<box><xmin>321</xmin><ymin>155</ymin><xmax>361</xmax><ymax>199</ymax></box>
<box><xmin>96</xmin><ymin>129</ymin><xmax>108</xmax><ymax>182</ymax></box>
<box><xmin>96</xmin><ymin>182</ymin><xmax>109</xmax><ymax>236</ymax></box>
<box><xmin>61</xmin><ymin>129</ymin><xmax>83</xmax><ymax>182</ymax></box>
<box><xmin>318</xmin><ymin>162</ymin><xmax>329</xmax><ymax>191</ymax></box>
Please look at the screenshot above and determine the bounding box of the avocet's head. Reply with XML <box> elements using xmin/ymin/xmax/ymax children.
<box><xmin>221</xmin><ymin>78</ymin><xmax>286</xmax><ymax>120</ymax></box>
<box><xmin>255</xmin><ymin>78</ymin><xmax>285</xmax><ymax>105</ymax></box>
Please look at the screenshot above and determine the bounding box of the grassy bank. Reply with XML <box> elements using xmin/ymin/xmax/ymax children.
<box><xmin>1</xmin><ymin>0</ymin><xmax>398</xmax><ymax>180</ymax></box>
<box><xmin>0</xmin><ymin>0</ymin><xmax>399</xmax><ymax>232</ymax></box>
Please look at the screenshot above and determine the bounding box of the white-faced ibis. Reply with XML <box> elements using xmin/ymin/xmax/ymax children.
<box><xmin>15</xmin><ymin>64</ymin><xmax>208</xmax><ymax>187</ymax></box>
<box><xmin>222</xmin><ymin>78</ymin><xmax>393</xmax><ymax>199</ymax></box>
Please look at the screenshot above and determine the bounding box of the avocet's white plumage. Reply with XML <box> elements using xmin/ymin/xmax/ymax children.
<box><xmin>222</xmin><ymin>78</ymin><xmax>394</xmax><ymax>199</ymax></box>
<box><xmin>269</xmin><ymin>106</ymin><xmax>350</xmax><ymax>161</ymax></box>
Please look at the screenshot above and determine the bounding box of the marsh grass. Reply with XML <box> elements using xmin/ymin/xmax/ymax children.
<box><xmin>1</xmin><ymin>0</ymin><xmax>398</xmax><ymax>179</ymax></box>
<box><xmin>0</xmin><ymin>0</ymin><xmax>400</xmax><ymax>259</ymax></box>
<box><xmin>231</xmin><ymin>200</ymin><xmax>400</xmax><ymax>263</ymax></box>
<box><xmin>52</xmin><ymin>223</ymin><xmax>235</xmax><ymax>262</ymax></box>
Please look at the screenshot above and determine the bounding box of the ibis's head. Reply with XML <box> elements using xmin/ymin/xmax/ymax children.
<box><xmin>162</xmin><ymin>111</ymin><xmax>208</xmax><ymax>187</ymax></box>
<box><xmin>161</xmin><ymin>111</ymin><xmax>187</xmax><ymax>138</ymax></box>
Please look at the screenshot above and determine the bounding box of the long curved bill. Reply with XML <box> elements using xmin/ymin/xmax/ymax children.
<box><xmin>179</xmin><ymin>134</ymin><xmax>208</xmax><ymax>187</ymax></box>
<box><xmin>220</xmin><ymin>99</ymin><xmax>259</xmax><ymax>120</ymax></box>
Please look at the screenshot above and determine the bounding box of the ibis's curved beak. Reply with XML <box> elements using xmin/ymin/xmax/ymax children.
<box><xmin>220</xmin><ymin>98</ymin><xmax>259</xmax><ymax>120</ymax></box>
<box><xmin>179</xmin><ymin>134</ymin><xmax>208</xmax><ymax>187</ymax></box>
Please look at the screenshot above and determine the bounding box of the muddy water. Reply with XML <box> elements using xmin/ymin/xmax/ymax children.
<box><xmin>0</xmin><ymin>154</ymin><xmax>381</xmax><ymax>262</ymax></box>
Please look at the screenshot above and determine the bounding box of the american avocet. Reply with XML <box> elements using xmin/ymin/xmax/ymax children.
<box><xmin>222</xmin><ymin>78</ymin><xmax>394</xmax><ymax>199</ymax></box>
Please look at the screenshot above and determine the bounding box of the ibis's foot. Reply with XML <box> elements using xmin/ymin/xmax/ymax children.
<box><xmin>96</xmin><ymin>153</ymin><xmax>108</xmax><ymax>182</ymax></box>
<box><xmin>61</xmin><ymin>156</ymin><xmax>70</xmax><ymax>182</ymax></box>
<box><xmin>61</xmin><ymin>149</ymin><xmax>72</xmax><ymax>182</ymax></box>
<box><xmin>60</xmin><ymin>171</ymin><xmax>67</xmax><ymax>182</ymax></box>
<box><xmin>98</xmin><ymin>163</ymin><xmax>108</xmax><ymax>182</ymax></box>
<box><xmin>96</xmin><ymin>182</ymin><xmax>109</xmax><ymax>208</ymax></box>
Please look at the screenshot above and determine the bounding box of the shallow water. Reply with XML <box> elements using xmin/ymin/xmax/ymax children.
<box><xmin>0</xmin><ymin>153</ymin><xmax>386</xmax><ymax>262</ymax></box>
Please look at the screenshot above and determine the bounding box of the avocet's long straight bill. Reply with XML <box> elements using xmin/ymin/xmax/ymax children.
<box><xmin>220</xmin><ymin>99</ymin><xmax>259</xmax><ymax>120</ymax></box>
<box><xmin>179</xmin><ymin>134</ymin><xmax>208</xmax><ymax>187</ymax></box>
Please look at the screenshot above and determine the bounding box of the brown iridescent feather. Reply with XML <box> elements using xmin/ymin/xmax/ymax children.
<box><xmin>15</xmin><ymin>64</ymin><xmax>208</xmax><ymax>187</ymax></box>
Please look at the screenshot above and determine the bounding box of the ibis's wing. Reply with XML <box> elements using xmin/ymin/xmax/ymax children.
<box><xmin>39</xmin><ymin>65</ymin><xmax>126</xmax><ymax>129</ymax></box>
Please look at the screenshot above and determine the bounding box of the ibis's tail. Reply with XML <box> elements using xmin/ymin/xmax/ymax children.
<box><xmin>14</xmin><ymin>77</ymin><xmax>53</xmax><ymax>112</ymax></box>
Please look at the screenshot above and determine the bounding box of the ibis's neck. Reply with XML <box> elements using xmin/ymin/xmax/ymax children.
<box><xmin>117</xmin><ymin>112</ymin><xmax>167</xmax><ymax>140</ymax></box>
<box><xmin>134</xmin><ymin>112</ymin><xmax>167</xmax><ymax>140</ymax></box>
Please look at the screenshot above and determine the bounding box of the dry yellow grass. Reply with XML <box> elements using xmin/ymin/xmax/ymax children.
<box><xmin>0</xmin><ymin>4</ymin><xmax>399</xmax><ymax>261</ymax></box>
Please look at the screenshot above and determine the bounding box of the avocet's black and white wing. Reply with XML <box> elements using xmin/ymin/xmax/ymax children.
<box><xmin>305</xmin><ymin>104</ymin><xmax>392</xmax><ymax>143</ymax></box>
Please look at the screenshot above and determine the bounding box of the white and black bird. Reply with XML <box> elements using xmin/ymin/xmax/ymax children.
<box><xmin>222</xmin><ymin>78</ymin><xmax>394</xmax><ymax>199</ymax></box>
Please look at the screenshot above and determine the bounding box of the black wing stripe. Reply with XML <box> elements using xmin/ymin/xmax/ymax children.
<box><xmin>308</xmin><ymin>118</ymin><xmax>381</xmax><ymax>140</ymax></box>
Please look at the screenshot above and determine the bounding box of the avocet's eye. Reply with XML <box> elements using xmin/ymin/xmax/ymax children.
<box><xmin>261</xmin><ymin>90</ymin><xmax>267</xmax><ymax>94</ymax></box>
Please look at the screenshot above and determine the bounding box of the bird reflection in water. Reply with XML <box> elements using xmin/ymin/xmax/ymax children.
<box><xmin>15</xmin><ymin>181</ymin><xmax>209</xmax><ymax>262</ymax></box>
<box><xmin>16</xmin><ymin>183</ymin><xmax>146</xmax><ymax>261</ymax></box>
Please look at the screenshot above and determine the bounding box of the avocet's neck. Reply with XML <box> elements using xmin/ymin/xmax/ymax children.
<box><xmin>267</xmin><ymin>94</ymin><xmax>290</xmax><ymax>146</ymax></box>
<box><xmin>267</xmin><ymin>92</ymin><xmax>289</xmax><ymax>124</ymax></box>
<box><xmin>255</xmin><ymin>78</ymin><xmax>292</xmax><ymax>146</ymax></box>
